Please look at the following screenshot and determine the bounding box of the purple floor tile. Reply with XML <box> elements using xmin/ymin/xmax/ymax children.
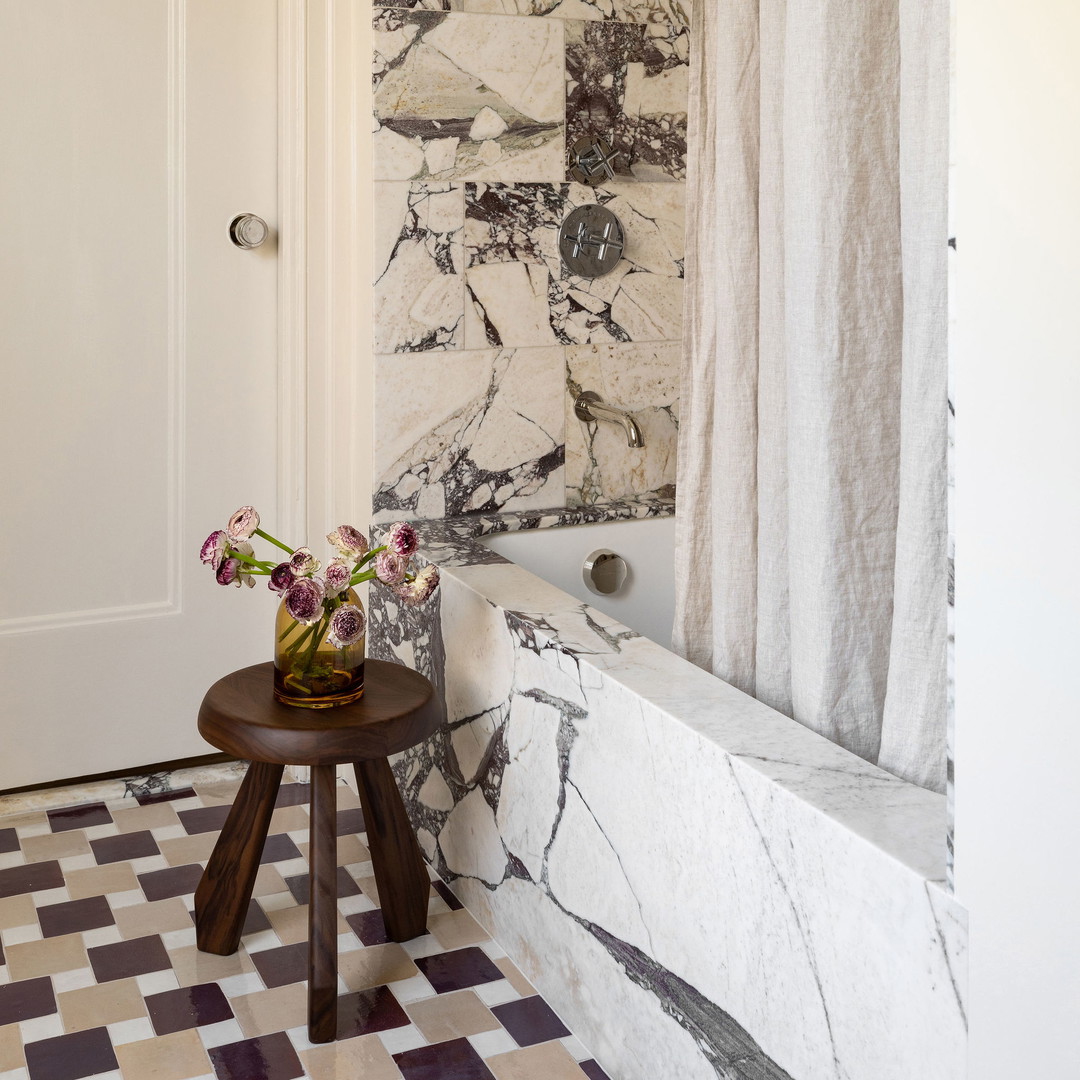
<box><xmin>243</xmin><ymin>898</ymin><xmax>272</xmax><ymax>935</ymax></box>
<box><xmin>491</xmin><ymin>995</ymin><xmax>571</xmax><ymax>1047</ymax></box>
<box><xmin>0</xmin><ymin>860</ymin><xmax>64</xmax><ymax>900</ymax></box>
<box><xmin>393</xmin><ymin>1037</ymin><xmax>495</xmax><ymax>1080</ymax></box>
<box><xmin>346</xmin><ymin>909</ymin><xmax>390</xmax><ymax>946</ymax></box>
<box><xmin>177</xmin><ymin>804</ymin><xmax>233</xmax><ymax>835</ymax></box>
<box><xmin>414</xmin><ymin>947</ymin><xmax>504</xmax><ymax>994</ymax></box>
<box><xmin>249</xmin><ymin>941</ymin><xmax>308</xmax><ymax>988</ymax></box>
<box><xmin>90</xmin><ymin>829</ymin><xmax>160</xmax><ymax>865</ymax></box>
<box><xmin>336</xmin><ymin>985</ymin><xmax>410</xmax><ymax>1039</ymax></box>
<box><xmin>135</xmin><ymin>786</ymin><xmax>197</xmax><ymax>805</ymax></box>
<box><xmin>432</xmin><ymin>879</ymin><xmax>464</xmax><ymax>911</ymax></box>
<box><xmin>46</xmin><ymin>803</ymin><xmax>112</xmax><ymax>833</ymax></box>
<box><xmin>88</xmin><ymin>934</ymin><xmax>170</xmax><ymax>983</ymax></box>
<box><xmin>0</xmin><ymin>976</ymin><xmax>56</xmax><ymax>1026</ymax></box>
<box><xmin>0</xmin><ymin>938</ymin><xmax>5</xmax><ymax>967</ymax></box>
<box><xmin>336</xmin><ymin>807</ymin><xmax>365</xmax><ymax>836</ymax></box>
<box><xmin>38</xmin><ymin>895</ymin><xmax>115</xmax><ymax>939</ymax></box>
<box><xmin>284</xmin><ymin>866</ymin><xmax>360</xmax><ymax>906</ymax></box>
<box><xmin>208</xmin><ymin>1030</ymin><xmax>303</xmax><ymax>1080</ymax></box>
<box><xmin>24</xmin><ymin>1025</ymin><xmax>117</xmax><ymax>1080</ymax></box>
<box><xmin>580</xmin><ymin>1060</ymin><xmax>613</xmax><ymax>1080</ymax></box>
<box><xmin>139</xmin><ymin>863</ymin><xmax>205</xmax><ymax>901</ymax></box>
<box><xmin>146</xmin><ymin>982</ymin><xmax>234</xmax><ymax>1035</ymax></box>
<box><xmin>0</xmin><ymin>827</ymin><xmax>18</xmax><ymax>854</ymax></box>
<box><xmin>275</xmin><ymin>783</ymin><xmax>310</xmax><ymax>808</ymax></box>
<box><xmin>260</xmin><ymin>833</ymin><xmax>302</xmax><ymax>864</ymax></box>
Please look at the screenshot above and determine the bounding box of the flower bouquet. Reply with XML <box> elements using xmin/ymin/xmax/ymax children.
<box><xmin>200</xmin><ymin>506</ymin><xmax>439</xmax><ymax>707</ymax></box>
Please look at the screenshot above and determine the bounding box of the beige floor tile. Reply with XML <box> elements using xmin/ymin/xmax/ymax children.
<box><xmin>252</xmin><ymin>864</ymin><xmax>289</xmax><ymax>897</ymax></box>
<box><xmin>355</xmin><ymin>874</ymin><xmax>380</xmax><ymax>906</ymax></box>
<box><xmin>6</xmin><ymin>932</ymin><xmax>89</xmax><ymax>980</ymax></box>
<box><xmin>58</xmin><ymin>977</ymin><xmax>147</xmax><ymax>1033</ymax></box>
<box><xmin>229</xmin><ymin>983</ymin><xmax>309</xmax><ymax>1039</ymax></box>
<box><xmin>427</xmin><ymin>909</ymin><xmax>489</xmax><ymax>950</ymax></box>
<box><xmin>265</xmin><ymin>904</ymin><xmax>348</xmax><ymax>946</ymax></box>
<box><xmin>115</xmin><ymin>1027</ymin><xmax>212</xmax><ymax>1080</ymax></box>
<box><xmin>487</xmin><ymin>1041</ymin><xmax>590</xmax><ymax>1080</ymax></box>
<box><xmin>19</xmin><ymin>830</ymin><xmax>91</xmax><ymax>862</ymax></box>
<box><xmin>167</xmin><ymin>943</ymin><xmax>254</xmax><ymax>987</ymax></box>
<box><xmin>406</xmin><ymin>989</ymin><xmax>500</xmax><ymax>1043</ymax></box>
<box><xmin>158</xmin><ymin>833</ymin><xmax>217</xmax><ymax>868</ymax></box>
<box><xmin>0</xmin><ymin>1022</ymin><xmax>24</xmax><ymax>1072</ymax></box>
<box><xmin>64</xmin><ymin>861</ymin><xmax>139</xmax><ymax>900</ymax></box>
<box><xmin>193</xmin><ymin>781</ymin><xmax>242</xmax><ymax>806</ymax></box>
<box><xmin>494</xmin><ymin>957</ymin><xmax>537</xmax><ymax>998</ymax></box>
<box><xmin>114</xmin><ymin>898</ymin><xmax>193</xmax><ymax>940</ymax></box>
<box><xmin>269</xmin><ymin>805</ymin><xmax>309</xmax><ymax>834</ymax></box>
<box><xmin>0</xmin><ymin>811</ymin><xmax>47</xmax><ymax>831</ymax></box>
<box><xmin>335</xmin><ymin>783</ymin><xmax>362</xmax><ymax>811</ymax></box>
<box><xmin>337</xmin><ymin>835</ymin><xmax>370</xmax><ymax>866</ymax></box>
<box><xmin>0</xmin><ymin>893</ymin><xmax>38</xmax><ymax>930</ymax></box>
<box><xmin>111</xmin><ymin>803</ymin><xmax>181</xmax><ymax>834</ymax></box>
<box><xmin>339</xmin><ymin>943</ymin><xmax>417</xmax><ymax>992</ymax></box>
<box><xmin>300</xmin><ymin>1032</ymin><xmax>401</xmax><ymax>1080</ymax></box>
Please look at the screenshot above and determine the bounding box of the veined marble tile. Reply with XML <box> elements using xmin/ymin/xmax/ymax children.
<box><xmin>376</xmin><ymin>0</ymin><xmax>464</xmax><ymax>10</ymax></box>
<box><xmin>464</xmin><ymin>0</ymin><xmax>691</xmax><ymax>28</ymax></box>
<box><xmin>464</xmin><ymin>181</ymin><xmax>683</xmax><ymax>348</ymax></box>
<box><xmin>565</xmin><ymin>19</ymin><xmax>689</xmax><ymax>181</ymax></box>
<box><xmin>373</xmin><ymin>347</ymin><xmax>566</xmax><ymax>522</ymax></box>
<box><xmin>374</xmin><ymin>181</ymin><xmax>464</xmax><ymax>353</ymax></box>
<box><xmin>565</xmin><ymin>341</ymin><xmax>679</xmax><ymax>504</ymax></box>
<box><xmin>373</xmin><ymin>11</ymin><xmax>565</xmax><ymax>182</ymax></box>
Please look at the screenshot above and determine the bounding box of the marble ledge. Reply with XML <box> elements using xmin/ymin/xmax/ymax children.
<box><xmin>376</xmin><ymin>0</ymin><xmax>693</xmax><ymax>29</ymax></box>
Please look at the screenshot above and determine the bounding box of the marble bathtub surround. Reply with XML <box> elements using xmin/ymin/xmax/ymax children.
<box><xmin>463</xmin><ymin>0</ymin><xmax>691</xmax><ymax>29</ymax></box>
<box><xmin>367</xmin><ymin>511</ymin><xmax>968</xmax><ymax>1080</ymax></box>
<box><xmin>373</xmin><ymin>347</ymin><xmax>566</xmax><ymax>523</ymax></box>
<box><xmin>565</xmin><ymin>341</ymin><xmax>679</xmax><ymax>504</ymax></box>
<box><xmin>374</xmin><ymin>182</ymin><xmax>464</xmax><ymax>354</ymax></box>
<box><xmin>464</xmin><ymin>181</ymin><xmax>684</xmax><ymax>349</ymax></box>
<box><xmin>565</xmin><ymin>18</ymin><xmax>689</xmax><ymax>182</ymax></box>
<box><xmin>373</xmin><ymin>10</ymin><xmax>565</xmax><ymax>183</ymax></box>
<box><xmin>376</xmin><ymin>0</ymin><xmax>464</xmax><ymax>10</ymax></box>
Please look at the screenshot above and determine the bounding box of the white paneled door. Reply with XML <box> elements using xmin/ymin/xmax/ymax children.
<box><xmin>0</xmin><ymin>1</ymin><xmax>289</xmax><ymax>788</ymax></box>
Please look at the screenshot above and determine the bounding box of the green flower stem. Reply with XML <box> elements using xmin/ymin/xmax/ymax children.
<box><xmin>254</xmin><ymin>528</ymin><xmax>295</xmax><ymax>557</ymax></box>
<box><xmin>230</xmin><ymin>549</ymin><xmax>274</xmax><ymax>571</ymax></box>
<box><xmin>348</xmin><ymin>570</ymin><xmax>377</xmax><ymax>587</ymax></box>
<box><xmin>353</xmin><ymin>546</ymin><xmax>384</xmax><ymax>571</ymax></box>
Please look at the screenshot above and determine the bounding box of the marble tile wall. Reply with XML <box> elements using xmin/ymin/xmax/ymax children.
<box><xmin>372</xmin><ymin>1</ymin><xmax>690</xmax><ymax>521</ymax></box>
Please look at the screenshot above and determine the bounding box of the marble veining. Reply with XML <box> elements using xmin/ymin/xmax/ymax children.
<box><xmin>368</xmin><ymin>514</ymin><xmax>967</xmax><ymax>1080</ymax></box>
<box><xmin>374</xmin><ymin>182</ymin><xmax>465</xmax><ymax>354</ymax></box>
<box><xmin>565</xmin><ymin>18</ymin><xmax>689</xmax><ymax>182</ymax></box>
<box><xmin>565</xmin><ymin>340</ymin><xmax>680</xmax><ymax>504</ymax></box>
<box><xmin>373</xmin><ymin>10</ymin><xmax>565</xmax><ymax>182</ymax></box>
<box><xmin>464</xmin><ymin>0</ymin><xmax>692</xmax><ymax>26</ymax></box>
<box><xmin>373</xmin><ymin>347</ymin><xmax>565</xmax><ymax>522</ymax></box>
<box><xmin>464</xmin><ymin>182</ymin><xmax>684</xmax><ymax>349</ymax></box>
<box><xmin>376</xmin><ymin>0</ymin><xmax>464</xmax><ymax>10</ymax></box>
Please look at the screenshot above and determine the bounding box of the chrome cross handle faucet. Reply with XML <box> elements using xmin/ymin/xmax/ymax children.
<box><xmin>574</xmin><ymin>391</ymin><xmax>645</xmax><ymax>448</ymax></box>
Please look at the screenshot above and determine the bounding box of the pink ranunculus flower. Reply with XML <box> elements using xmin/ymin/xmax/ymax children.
<box><xmin>324</xmin><ymin>558</ymin><xmax>351</xmax><ymax>596</ymax></box>
<box><xmin>284</xmin><ymin>576</ymin><xmax>325</xmax><ymax>625</ymax></box>
<box><xmin>227</xmin><ymin>505</ymin><xmax>260</xmax><ymax>542</ymax></box>
<box><xmin>394</xmin><ymin>564</ymin><xmax>440</xmax><ymax>605</ymax></box>
<box><xmin>289</xmin><ymin>547</ymin><xmax>321</xmax><ymax>577</ymax></box>
<box><xmin>328</xmin><ymin>604</ymin><xmax>366</xmax><ymax>648</ymax></box>
<box><xmin>385</xmin><ymin>521</ymin><xmax>419</xmax><ymax>558</ymax></box>
<box><xmin>327</xmin><ymin>525</ymin><xmax>369</xmax><ymax>561</ymax></box>
<box><xmin>269</xmin><ymin>562</ymin><xmax>295</xmax><ymax>595</ymax></box>
<box><xmin>200</xmin><ymin>530</ymin><xmax>228</xmax><ymax>572</ymax></box>
<box><xmin>375</xmin><ymin>551</ymin><xmax>408</xmax><ymax>586</ymax></box>
<box><xmin>216</xmin><ymin>557</ymin><xmax>241</xmax><ymax>587</ymax></box>
<box><xmin>233</xmin><ymin>542</ymin><xmax>256</xmax><ymax>589</ymax></box>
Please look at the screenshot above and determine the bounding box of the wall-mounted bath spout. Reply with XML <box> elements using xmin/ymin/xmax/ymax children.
<box><xmin>574</xmin><ymin>390</ymin><xmax>645</xmax><ymax>448</ymax></box>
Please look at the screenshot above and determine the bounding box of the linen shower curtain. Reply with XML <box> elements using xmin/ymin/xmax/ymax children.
<box><xmin>674</xmin><ymin>0</ymin><xmax>949</xmax><ymax>791</ymax></box>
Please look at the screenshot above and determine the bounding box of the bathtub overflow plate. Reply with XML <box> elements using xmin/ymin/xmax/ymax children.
<box><xmin>583</xmin><ymin>549</ymin><xmax>627</xmax><ymax>596</ymax></box>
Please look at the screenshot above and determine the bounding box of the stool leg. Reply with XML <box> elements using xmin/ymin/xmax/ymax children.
<box><xmin>353</xmin><ymin>759</ymin><xmax>429</xmax><ymax>942</ymax></box>
<box><xmin>195</xmin><ymin>761</ymin><xmax>284</xmax><ymax>956</ymax></box>
<box><xmin>308</xmin><ymin>764</ymin><xmax>338</xmax><ymax>1042</ymax></box>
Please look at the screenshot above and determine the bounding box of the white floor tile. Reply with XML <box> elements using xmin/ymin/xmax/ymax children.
<box><xmin>107</xmin><ymin>1016</ymin><xmax>156</xmax><ymax>1046</ymax></box>
<box><xmin>197</xmin><ymin>1017</ymin><xmax>246</xmax><ymax>1050</ymax></box>
<box><xmin>400</xmin><ymin>934</ymin><xmax>444</xmax><ymax>960</ymax></box>
<box><xmin>387</xmin><ymin>973</ymin><xmax>437</xmax><ymax>1005</ymax></box>
<box><xmin>469</xmin><ymin>1027</ymin><xmax>520</xmax><ymax>1059</ymax></box>
<box><xmin>135</xmin><ymin>968</ymin><xmax>180</xmax><ymax>996</ymax></box>
<box><xmin>473</xmin><ymin>979</ymin><xmax>520</xmax><ymax>1007</ymax></box>
<box><xmin>18</xmin><ymin>1012</ymin><xmax>65</xmax><ymax>1044</ymax></box>
<box><xmin>52</xmin><ymin>966</ymin><xmax>98</xmax><ymax>993</ymax></box>
<box><xmin>376</xmin><ymin>1023</ymin><xmax>428</xmax><ymax>1056</ymax></box>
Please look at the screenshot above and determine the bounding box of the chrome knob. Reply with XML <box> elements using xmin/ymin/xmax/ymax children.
<box><xmin>229</xmin><ymin>213</ymin><xmax>270</xmax><ymax>249</ymax></box>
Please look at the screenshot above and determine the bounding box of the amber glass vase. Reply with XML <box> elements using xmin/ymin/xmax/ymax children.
<box><xmin>273</xmin><ymin>588</ymin><xmax>365</xmax><ymax>708</ymax></box>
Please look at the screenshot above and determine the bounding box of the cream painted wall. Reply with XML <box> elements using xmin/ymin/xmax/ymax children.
<box><xmin>954</xmin><ymin>1</ymin><xmax>1080</xmax><ymax>1075</ymax></box>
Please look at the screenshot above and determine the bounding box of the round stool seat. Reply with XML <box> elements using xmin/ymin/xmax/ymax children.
<box><xmin>198</xmin><ymin>660</ymin><xmax>444</xmax><ymax>765</ymax></box>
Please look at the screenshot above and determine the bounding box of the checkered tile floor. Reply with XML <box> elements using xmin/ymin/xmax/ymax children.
<box><xmin>0</xmin><ymin>777</ymin><xmax>611</xmax><ymax>1080</ymax></box>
